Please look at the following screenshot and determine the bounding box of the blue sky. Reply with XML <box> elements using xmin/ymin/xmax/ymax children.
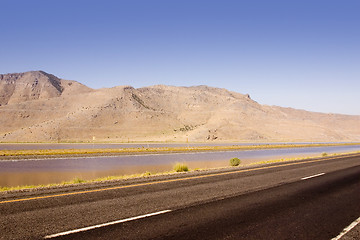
<box><xmin>1</xmin><ymin>0</ymin><xmax>359</xmax><ymax>115</ymax></box>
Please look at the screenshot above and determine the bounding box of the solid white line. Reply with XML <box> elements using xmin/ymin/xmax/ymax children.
<box><xmin>43</xmin><ymin>210</ymin><xmax>171</xmax><ymax>239</ymax></box>
<box><xmin>301</xmin><ymin>173</ymin><xmax>325</xmax><ymax>180</ymax></box>
<box><xmin>331</xmin><ymin>217</ymin><xmax>360</xmax><ymax>240</ymax></box>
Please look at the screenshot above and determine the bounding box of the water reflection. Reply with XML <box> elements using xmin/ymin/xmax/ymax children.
<box><xmin>0</xmin><ymin>145</ymin><xmax>359</xmax><ymax>187</ymax></box>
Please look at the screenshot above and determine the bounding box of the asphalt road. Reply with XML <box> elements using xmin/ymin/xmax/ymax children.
<box><xmin>0</xmin><ymin>154</ymin><xmax>359</xmax><ymax>239</ymax></box>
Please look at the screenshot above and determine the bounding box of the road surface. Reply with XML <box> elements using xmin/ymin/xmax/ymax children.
<box><xmin>0</xmin><ymin>154</ymin><xmax>359</xmax><ymax>239</ymax></box>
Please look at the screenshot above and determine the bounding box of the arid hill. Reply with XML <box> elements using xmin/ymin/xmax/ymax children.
<box><xmin>0</xmin><ymin>71</ymin><xmax>359</xmax><ymax>142</ymax></box>
<box><xmin>0</xmin><ymin>71</ymin><xmax>92</xmax><ymax>105</ymax></box>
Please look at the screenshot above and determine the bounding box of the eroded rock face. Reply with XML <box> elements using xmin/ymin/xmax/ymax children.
<box><xmin>0</xmin><ymin>71</ymin><xmax>64</xmax><ymax>105</ymax></box>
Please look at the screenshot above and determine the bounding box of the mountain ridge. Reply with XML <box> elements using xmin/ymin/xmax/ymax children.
<box><xmin>0</xmin><ymin>71</ymin><xmax>92</xmax><ymax>106</ymax></box>
<box><xmin>0</xmin><ymin>71</ymin><xmax>359</xmax><ymax>142</ymax></box>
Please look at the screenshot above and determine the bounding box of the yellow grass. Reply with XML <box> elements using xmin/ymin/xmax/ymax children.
<box><xmin>0</xmin><ymin>142</ymin><xmax>359</xmax><ymax>157</ymax></box>
<box><xmin>249</xmin><ymin>151</ymin><xmax>360</xmax><ymax>165</ymax></box>
<box><xmin>0</xmin><ymin>171</ymin><xmax>176</xmax><ymax>192</ymax></box>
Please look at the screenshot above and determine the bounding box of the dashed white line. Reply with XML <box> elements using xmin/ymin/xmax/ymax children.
<box><xmin>301</xmin><ymin>173</ymin><xmax>325</xmax><ymax>180</ymax></box>
<box><xmin>331</xmin><ymin>217</ymin><xmax>360</xmax><ymax>240</ymax></box>
<box><xmin>43</xmin><ymin>210</ymin><xmax>172</xmax><ymax>239</ymax></box>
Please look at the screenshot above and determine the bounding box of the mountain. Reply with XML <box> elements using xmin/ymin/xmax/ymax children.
<box><xmin>0</xmin><ymin>71</ymin><xmax>92</xmax><ymax>105</ymax></box>
<box><xmin>0</xmin><ymin>71</ymin><xmax>359</xmax><ymax>142</ymax></box>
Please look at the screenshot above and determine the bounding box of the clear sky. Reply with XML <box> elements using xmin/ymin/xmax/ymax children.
<box><xmin>1</xmin><ymin>0</ymin><xmax>359</xmax><ymax>115</ymax></box>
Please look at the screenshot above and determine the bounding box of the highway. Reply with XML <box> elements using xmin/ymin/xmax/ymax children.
<box><xmin>0</xmin><ymin>154</ymin><xmax>359</xmax><ymax>239</ymax></box>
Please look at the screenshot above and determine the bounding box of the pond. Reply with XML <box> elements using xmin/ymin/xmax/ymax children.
<box><xmin>0</xmin><ymin>144</ymin><xmax>359</xmax><ymax>187</ymax></box>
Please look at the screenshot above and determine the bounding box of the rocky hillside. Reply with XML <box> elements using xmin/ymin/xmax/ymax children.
<box><xmin>0</xmin><ymin>71</ymin><xmax>359</xmax><ymax>142</ymax></box>
<box><xmin>0</xmin><ymin>71</ymin><xmax>91</xmax><ymax>106</ymax></box>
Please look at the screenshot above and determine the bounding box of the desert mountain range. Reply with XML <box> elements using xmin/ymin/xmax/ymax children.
<box><xmin>0</xmin><ymin>71</ymin><xmax>359</xmax><ymax>142</ymax></box>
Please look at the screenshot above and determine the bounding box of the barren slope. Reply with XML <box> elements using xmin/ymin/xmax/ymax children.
<box><xmin>0</xmin><ymin>71</ymin><xmax>359</xmax><ymax>142</ymax></box>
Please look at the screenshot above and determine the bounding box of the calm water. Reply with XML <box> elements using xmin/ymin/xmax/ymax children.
<box><xmin>0</xmin><ymin>145</ymin><xmax>359</xmax><ymax>187</ymax></box>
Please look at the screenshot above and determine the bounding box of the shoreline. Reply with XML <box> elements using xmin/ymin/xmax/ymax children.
<box><xmin>1</xmin><ymin>142</ymin><xmax>359</xmax><ymax>158</ymax></box>
<box><xmin>1</xmin><ymin>151</ymin><xmax>359</xmax><ymax>193</ymax></box>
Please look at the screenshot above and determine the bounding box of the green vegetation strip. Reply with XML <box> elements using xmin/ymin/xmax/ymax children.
<box><xmin>0</xmin><ymin>143</ymin><xmax>359</xmax><ymax>157</ymax></box>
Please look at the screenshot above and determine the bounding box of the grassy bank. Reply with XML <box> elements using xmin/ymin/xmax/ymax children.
<box><xmin>0</xmin><ymin>171</ymin><xmax>175</xmax><ymax>192</ymax></box>
<box><xmin>0</xmin><ymin>142</ymin><xmax>359</xmax><ymax>157</ymax></box>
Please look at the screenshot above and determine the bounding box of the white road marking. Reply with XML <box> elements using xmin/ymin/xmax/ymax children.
<box><xmin>331</xmin><ymin>217</ymin><xmax>360</xmax><ymax>240</ymax></box>
<box><xmin>301</xmin><ymin>173</ymin><xmax>325</xmax><ymax>180</ymax></box>
<box><xmin>43</xmin><ymin>210</ymin><xmax>172</xmax><ymax>239</ymax></box>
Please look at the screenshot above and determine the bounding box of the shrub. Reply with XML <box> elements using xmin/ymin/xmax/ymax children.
<box><xmin>72</xmin><ymin>177</ymin><xmax>85</xmax><ymax>184</ymax></box>
<box><xmin>230</xmin><ymin>157</ymin><xmax>241</xmax><ymax>166</ymax></box>
<box><xmin>173</xmin><ymin>162</ymin><xmax>189</xmax><ymax>172</ymax></box>
<box><xmin>322</xmin><ymin>152</ymin><xmax>328</xmax><ymax>157</ymax></box>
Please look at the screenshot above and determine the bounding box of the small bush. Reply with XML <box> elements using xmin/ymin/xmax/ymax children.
<box><xmin>174</xmin><ymin>162</ymin><xmax>189</xmax><ymax>172</ymax></box>
<box><xmin>230</xmin><ymin>157</ymin><xmax>241</xmax><ymax>166</ymax></box>
<box><xmin>72</xmin><ymin>177</ymin><xmax>85</xmax><ymax>184</ymax></box>
<box><xmin>322</xmin><ymin>152</ymin><xmax>328</xmax><ymax>157</ymax></box>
